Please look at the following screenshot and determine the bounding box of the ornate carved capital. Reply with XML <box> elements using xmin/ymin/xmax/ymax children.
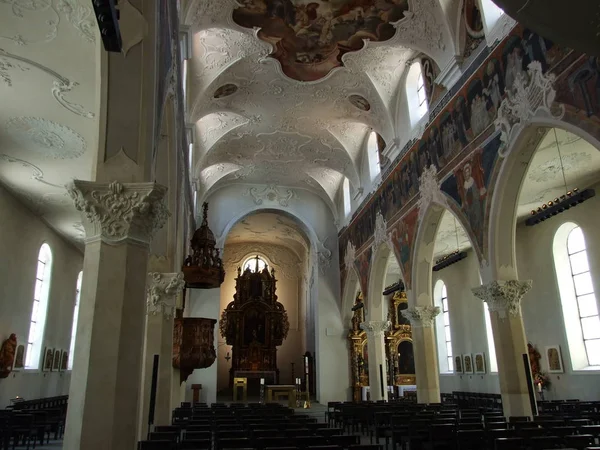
<box><xmin>373</xmin><ymin>211</ymin><xmax>392</xmax><ymax>254</ymax></box>
<box><xmin>417</xmin><ymin>165</ymin><xmax>448</xmax><ymax>222</ymax></box>
<box><xmin>146</xmin><ymin>272</ymin><xmax>185</xmax><ymax>319</ymax></box>
<box><xmin>360</xmin><ymin>320</ymin><xmax>391</xmax><ymax>337</ymax></box>
<box><xmin>67</xmin><ymin>180</ymin><xmax>170</xmax><ymax>245</ymax></box>
<box><xmin>472</xmin><ymin>280</ymin><xmax>532</xmax><ymax>319</ymax></box>
<box><xmin>401</xmin><ymin>306</ymin><xmax>440</xmax><ymax>328</ymax></box>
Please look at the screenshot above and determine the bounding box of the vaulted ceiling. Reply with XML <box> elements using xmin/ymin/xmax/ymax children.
<box><xmin>183</xmin><ymin>0</ymin><xmax>455</xmax><ymax>212</ymax></box>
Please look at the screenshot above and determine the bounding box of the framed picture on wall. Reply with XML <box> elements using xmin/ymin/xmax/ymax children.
<box><xmin>474</xmin><ymin>353</ymin><xmax>486</xmax><ymax>374</ymax></box>
<box><xmin>52</xmin><ymin>349</ymin><xmax>60</xmax><ymax>372</ymax></box>
<box><xmin>60</xmin><ymin>351</ymin><xmax>68</xmax><ymax>372</ymax></box>
<box><xmin>463</xmin><ymin>354</ymin><xmax>474</xmax><ymax>374</ymax></box>
<box><xmin>43</xmin><ymin>348</ymin><xmax>53</xmax><ymax>372</ymax></box>
<box><xmin>545</xmin><ymin>345</ymin><xmax>564</xmax><ymax>373</ymax></box>
<box><xmin>455</xmin><ymin>355</ymin><xmax>463</xmax><ymax>373</ymax></box>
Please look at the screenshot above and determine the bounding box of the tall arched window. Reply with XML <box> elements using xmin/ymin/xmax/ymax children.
<box><xmin>553</xmin><ymin>223</ymin><xmax>600</xmax><ymax>368</ymax></box>
<box><xmin>434</xmin><ymin>280</ymin><xmax>453</xmax><ymax>372</ymax></box>
<box><xmin>367</xmin><ymin>131</ymin><xmax>381</xmax><ymax>181</ymax></box>
<box><xmin>243</xmin><ymin>256</ymin><xmax>267</xmax><ymax>273</ymax></box>
<box><xmin>484</xmin><ymin>302</ymin><xmax>498</xmax><ymax>372</ymax></box>
<box><xmin>67</xmin><ymin>271</ymin><xmax>83</xmax><ymax>370</ymax></box>
<box><xmin>406</xmin><ymin>62</ymin><xmax>428</xmax><ymax>127</ymax></box>
<box><xmin>25</xmin><ymin>244</ymin><xmax>53</xmax><ymax>369</ymax></box>
<box><xmin>342</xmin><ymin>177</ymin><xmax>351</xmax><ymax>218</ymax></box>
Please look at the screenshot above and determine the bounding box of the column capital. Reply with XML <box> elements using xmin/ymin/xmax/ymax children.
<box><xmin>472</xmin><ymin>280</ymin><xmax>532</xmax><ymax>319</ymax></box>
<box><xmin>360</xmin><ymin>320</ymin><xmax>391</xmax><ymax>336</ymax></box>
<box><xmin>401</xmin><ymin>306</ymin><xmax>440</xmax><ymax>328</ymax></box>
<box><xmin>146</xmin><ymin>272</ymin><xmax>185</xmax><ymax>319</ymax></box>
<box><xmin>67</xmin><ymin>180</ymin><xmax>169</xmax><ymax>246</ymax></box>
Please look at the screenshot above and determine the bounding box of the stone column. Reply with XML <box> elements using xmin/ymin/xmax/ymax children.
<box><xmin>472</xmin><ymin>280</ymin><xmax>533</xmax><ymax>418</ymax></box>
<box><xmin>402</xmin><ymin>306</ymin><xmax>441</xmax><ymax>404</ymax></box>
<box><xmin>64</xmin><ymin>180</ymin><xmax>168</xmax><ymax>450</ymax></box>
<box><xmin>139</xmin><ymin>272</ymin><xmax>185</xmax><ymax>439</ymax></box>
<box><xmin>360</xmin><ymin>321</ymin><xmax>391</xmax><ymax>401</ymax></box>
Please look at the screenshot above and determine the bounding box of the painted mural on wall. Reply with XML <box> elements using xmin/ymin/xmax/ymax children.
<box><xmin>339</xmin><ymin>23</ymin><xmax>588</xmax><ymax>285</ymax></box>
<box><xmin>353</xmin><ymin>246</ymin><xmax>372</xmax><ymax>302</ymax></box>
<box><xmin>232</xmin><ymin>0</ymin><xmax>409</xmax><ymax>81</ymax></box>
<box><xmin>389</xmin><ymin>207</ymin><xmax>418</xmax><ymax>287</ymax></box>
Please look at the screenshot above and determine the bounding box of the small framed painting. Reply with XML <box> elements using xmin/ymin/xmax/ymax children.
<box><xmin>474</xmin><ymin>353</ymin><xmax>486</xmax><ymax>374</ymax></box>
<box><xmin>463</xmin><ymin>354</ymin><xmax>474</xmax><ymax>374</ymax></box>
<box><xmin>43</xmin><ymin>348</ymin><xmax>53</xmax><ymax>372</ymax></box>
<box><xmin>60</xmin><ymin>351</ymin><xmax>68</xmax><ymax>372</ymax></box>
<box><xmin>546</xmin><ymin>345</ymin><xmax>564</xmax><ymax>373</ymax></box>
<box><xmin>454</xmin><ymin>355</ymin><xmax>463</xmax><ymax>373</ymax></box>
<box><xmin>52</xmin><ymin>349</ymin><xmax>61</xmax><ymax>372</ymax></box>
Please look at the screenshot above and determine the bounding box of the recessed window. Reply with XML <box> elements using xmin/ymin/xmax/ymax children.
<box><xmin>367</xmin><ymin>132</ymin><xmax>381</xmax><ymax>182</ymax></box>
<box><xmin>25</xmin><ymin>244</ymin><xmax>53</xmax><ymax>369</ymax></box>
<box><xmin>343</xmin><ymin>177</ymin><xmax>351</xmax><ymax>218</ymax></box>
<box><xmin>434</xmin><ymin>280</ymin><xmax>453</xmax><ymax>373</ymax></box>
<box><xmin>243</xmin><ymin>256</ymin><xmax>267</xmax><ymax>273</ymax></box>
<box><xmin>484</xmin><ymin>302</ymin><xmax>498</xmax><ymax>372</ymax></box>
<box><xmin>406</xmin><ymin>62</ymin><xmax>429</xmax><ymax>126</ymax></box>
<box><xmin>67</xmin><ymin>271</ymin><xmax>83</xmax><ymax>370</ymax></box>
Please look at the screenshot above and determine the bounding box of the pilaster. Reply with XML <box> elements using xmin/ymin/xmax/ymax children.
<box><xmin>360</xmin><ymin>321</ymin><xmax>391</xmax><ymax>401</ymax></box>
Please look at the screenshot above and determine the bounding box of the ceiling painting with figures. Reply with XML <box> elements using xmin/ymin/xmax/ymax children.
<box><xmin>233</xmin><ymin>0</ymin><xmax>410</xmax><ymax>81</ymax></box>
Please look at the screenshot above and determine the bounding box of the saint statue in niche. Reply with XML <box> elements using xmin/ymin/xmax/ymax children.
<box><xmin>0</xmin><ymin>334</ymin><xmax>17</xmax><ymax>378</ymax></box>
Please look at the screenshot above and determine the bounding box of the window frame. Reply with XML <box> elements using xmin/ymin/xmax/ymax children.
<box><xmin>342</xmin><ymin>177</ymin><xmax>351</xmax><ymax>218</ymax></box>
<box><xmin>434</xmin><ymin>280</ymin><xmax>454</xmax><ymax>373</ymax></box>
<box><xmin>67</xmin><ymin>271</ymin><xmax>83</xmax><ymax>371</ymax></box>
<box><xmin>243</xmin><ymin>256</ymin><xmax>268</xmax><ymax>273</ymax></box>
<box><xmin>367</xmin><ymin>131</ymin><xmax>381</xmax><ymax>182</ymax></box>
<box><xmin>406</xmin><ymin>62</ymin><xmax>429</xmax><ymax>127</ymax></box>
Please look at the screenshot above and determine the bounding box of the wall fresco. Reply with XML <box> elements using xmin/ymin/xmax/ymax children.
<box><xmin>353</xmin><ymin>246</ymin><xmax>372</xmax><ymax>303</ymax></box>
<box><xmin>389</xmin><ymin>207</ymin><xmax>418</xmax><ymax>287</ymax></box>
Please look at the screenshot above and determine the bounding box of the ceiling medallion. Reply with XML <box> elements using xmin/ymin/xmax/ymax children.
<box><xmin>232</xmin><ymin>0</ymin><xmax>409</xmax><ymax>81</ymax></box>
<box><xmin>213</xmin><ymin>83</ymin><xmax>239</xmax><ymax>99</ymax></box>
<box><xmin>348</xmin><ymin>94</ymin><xmax>371</xmax><ymax>111</ymax></box>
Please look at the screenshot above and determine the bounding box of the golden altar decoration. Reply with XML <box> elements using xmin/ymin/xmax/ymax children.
<box><xmin>385</xmin><ymin>285</ymin><xmax>416</xmax><ymax>387</ymax></box>
<box><xmin>348</xmin><ymin>291</ymin><xmax>369</xmax><ymax>402</ymax></box>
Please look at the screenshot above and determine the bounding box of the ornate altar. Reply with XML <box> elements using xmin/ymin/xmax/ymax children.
<box><xmin>348</xmin><ymin>291</ymin><xmax>369</xmax><ymax>402</ymax></box>
<box><xmin>173</xmin><ymin>317</ymin><xmax>217</xmax><ymax>383</ymax></box>
<box><xmin>220</xmin><ymin>256</ymin><xmax>289</xmax><ymax>387</ymax></box>
<box><xmin>385</xmin><ymin>284</ymin><xmax>416</xmax><ymax>387</ymax></box>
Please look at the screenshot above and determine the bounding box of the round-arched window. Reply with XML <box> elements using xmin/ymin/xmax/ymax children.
<box><xmin>243</xmin><ymin>256</ymin><xmax>267</xmax><ymax>273</ymax></box>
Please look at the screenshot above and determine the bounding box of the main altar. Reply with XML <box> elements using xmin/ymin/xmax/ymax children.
<box><xmin>220</xmin><ymin>256</ymin><xmax>290</xmax><ymax>388</ymax></box>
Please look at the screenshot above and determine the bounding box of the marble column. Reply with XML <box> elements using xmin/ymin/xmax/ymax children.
<box><xmin>402</xmin><ymin>306</ymin><xmax>441</xmax><ymax>404</ymax></box>
<box><xmin>64</xmin><ymin>180</ymin><xmax>168</xmax><ymax>450</ymax></box>
<box><xmin>472</xmin><ymin>280</ymin><xmax>533</xmax><ymax>418</ymax></box>
<box><xmin>360</xmin><ymin>321</ymin><xmax>391</xmax><ymax>401</ymax></box>
<box><xmin>139</xmin><ymin>272</ymin><xmax>185</xmax><ymax>439</ymax></box>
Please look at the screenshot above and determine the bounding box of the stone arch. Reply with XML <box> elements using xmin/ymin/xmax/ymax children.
<box><xmin>341</xmin><ymin>266</ymin><xmax>361</xmax><ymax>329</ymax></box>
<box><xmin>487</xmin><ymin>118</ymin><xmax>600</xmax><ymax>282</ymax></box>
<box><xmin>367</xmin><ymin>242</ymin><xmax>403</xmax><ymax>322</ymax></box>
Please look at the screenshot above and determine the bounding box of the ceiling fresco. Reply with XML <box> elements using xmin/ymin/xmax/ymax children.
<box><xmin>232</xmin><ymin>0</ymin><xmax>410</xmax><ymax>81</ymax></box>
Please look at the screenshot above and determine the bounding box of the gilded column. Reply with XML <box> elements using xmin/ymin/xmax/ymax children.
<box><xmin>139</xmin><ymin>272</ymin><xmax>185</xmax><ymax>439</ymax></box>
<box><xmin>402</xmin><ymin>306</ymin><xmax>441</xmax><ymax>404</ymax></box>
<box><xmin>472</xmin><ymin>280</ymin><xmax>533</xmax><ymax>417</ymax></box>
<box><xmin>64</xmin><ymin>181</ymin><xmax>168</xmax><ymax>450</ymax></box>
<box><xmin>360</xmin><ymin>321</ymin><xmax>391</xmax><ymax>401</ymax></box>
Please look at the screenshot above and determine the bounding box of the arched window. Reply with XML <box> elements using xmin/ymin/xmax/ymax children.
<box><xmin>367</xmin><ymin>131</ymin><xmax>381</xmax><ymax>181</ymax></box>
<box><xmin>434</xmin><ymin>280</ymin><xmax>453</xmax><ymax>372</ymax></box>
<box><xmin>342</xmin><ymin>177</ymin><xmax>351</xmax><ymax>218</ymax></box>
<box><xmin>406</xmin><ymin>62</ymin><xmax>428</xmax><ymax>127</ymax></box>
<box><xmin>484</xmin><ymin>302</ymin><xmax>498</xmax><ymax>372</ymax></box>
<box><xmin>243</xmin><ymin>256</ymin><xmax>267</xmax><ymax>273</ymax></box>
<box><xmin>67</xmin><ymin>271</ymin><xmax>83</xmax><ymax>370</ymax></box>
<box><xmin>25</xmin><ymin>244</ymin><xmax>53</xmax><ymax>369</ymax></box>
<box><xmin>553</xmin><ymin>224</ymin><xmax>600</xmax><ymax>368</ymax></box>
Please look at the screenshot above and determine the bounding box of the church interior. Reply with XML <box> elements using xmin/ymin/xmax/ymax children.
<box><xmin>0</xmin><ymin>0</ymin><xmax>599</xmax><ymax>449</ymax></box>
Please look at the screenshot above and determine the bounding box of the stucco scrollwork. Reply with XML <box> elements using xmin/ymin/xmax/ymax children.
<box><xmin>243</xmin><ymin>184</ymin><xmax>297</xmax><ymax>207</ymax></box>
<box><xmin>472</xmin><ymin>280</ymin><xmax>532</xmax><ymax>319</ymax></box>
<box><xmin>401</xmin><ymin>306</ymin><xmax>440</xmax><ymax>328</ymax></box>
<box><xmin>416</xmin><ymin>164</ymin><xmax>448</xmax><ymax>221</ymax></box>
<box><xmin>496</xmin><ymin>61</ymin><xmax>565</xmax><ymax>154</ymax></box>
<box><xmin>146</xmin><ymin>272</ymin><xmax>185</xmax><ymax>319</ymax></box>
<box><xmin>344</xmin><ymin>239</ymin><xmax>356</xmax><ymax>269</ymax></box>
<box><xmin>372</xmin><ymin>210</ymin><xmax>392</xmax><ymax>254</ymax></box>
<box><xmin>360</xmin><ymin>320</ymin><xmax>391</xmax><ymax>337</ymax></box>
<box><xmin>393</xmin><ymin>0</ymin><xmax>445</xmax><ymax>53</ymax></box>
<box><xmin>67</xmin><ymin>180</ymin><xmax>170</xmax><ymax>245</ymax></box>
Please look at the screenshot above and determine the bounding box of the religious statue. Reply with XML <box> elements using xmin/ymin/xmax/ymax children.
<box><xmin>0</xmin><ymin>334</ymin><xmax>17</xmax><ymax>378</ymax></box>
<box><xmin>528</xmin><ymin>343</ymin><xmax>541</xmax><ymax>376</ymax></box>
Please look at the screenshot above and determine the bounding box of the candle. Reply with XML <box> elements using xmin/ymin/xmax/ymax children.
<box><xmin>537</xmin><ymin>382</ymin><xmax>542</xmax><ymax>393</ymax></box>
<box><xmin>260</xmin><ymin>378</ymin><xmax>264</xmax><ymax>385</ymax></box>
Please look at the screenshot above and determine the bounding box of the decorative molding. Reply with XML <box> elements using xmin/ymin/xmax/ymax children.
<box><xmin>56</xmin><ymin>0</ymin><xmax>96</xmax><ymax>43</ymax></box>
<box><xmin>496</xmin><ymin>61</ymin><xmax>565</xmax><ymax>154</ymax></box>
<box><xmin>416</xmin><ymin>164</ymin><xmax>448</xmax><ymax>221</ymax></box>
<box><xmin>344</xmin><ymin>239</ymin><xmax>356</xmax><ymax>269</ymax></box>
<box><xmin>0</xmin><ymin>153</ymin><xmax>63</xmax><ymax>188</ymax></box>
<box><xmin>360</xmin><ymin>320</ymin><xmax>391</xmax><ymax>337</ymax></box>
<box><xmin>242</xmin><ymin>184</ymin><xmax>297</xmax><ymax>207</ymax></box>
<box><xmin>472</xmin><ymin>280</ymin><xmax>533</xmax><ymax>319</ymax></box>
<box><xmin>316</xmin><ymin>238</ymin><xmax>332</xmax><ymax>276</ymax></box>
<box><xmin>0</xmin><ymin>56</ymin><xmax>28</xmax><ymax>86</ymax></box>
<box><xmin>485</xmin><ymin>13</ymin><xmax>517</xmax><ymax>47</ymax></box>
<box><xmin>118</xmin><ymin>0</ymin><xmax>146</xmax><ymax>56</ymax></box>
<box><xmin>146</xmin><ymin>272</ymin><xmax>185</xmax><ymax>319</ymax></box>
<box><xmin>223</xmin><ymin>242</ymin><xmax>301</xmax><ymax>280</ymax></box>
<box><xmin>401</xmin><ymin>306</ymin><xmax>440</xmax><ymax>328</ymax></box>
<box><xmin>4</xmin><ymin>116</ymin><xmax>86</xmax><ymax>159</ymax></box>
<box><xmin>66</xmin><ymin>180</ymin><xmax>170</xmax><ymax>246</ymax></box>
<box><xmin>372</xmin><ymin>210</ymin><xmax>392</xmax><ymax>254</ymax></box>
<box><xmin>393</xmin><ymin>0</ymin><xmax>445</xmax><ymax>53</ymax></box>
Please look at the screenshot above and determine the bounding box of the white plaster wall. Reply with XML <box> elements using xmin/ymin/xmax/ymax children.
<box><xmin>184</xmin><ymin>288</ymin><xmax>220</xmax><ymax>404</ymax></box>
<box><xmin>0</xmin><ymin>185</ymin><xmax>83</xmax><ymax>407</ymax></box>
<box><xmin>516</xmin><ymin>184</ymin><xmax>600</xmax><ymax>401</ymax></box>
<box><xmin>432</xmin><ymin>250</ymin><xmax>501</xmax><ymax>395</ymax></box>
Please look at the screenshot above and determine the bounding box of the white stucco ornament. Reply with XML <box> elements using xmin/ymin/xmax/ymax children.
<box><xmin>360</xmin><ymin>320</ymin><xmax>392</xmax><ymax>337</ymax></box>
<box><xmin>67</xmin><ymin>180</ymin><xmax>170</xmax><ymax>245</ymax></box>
<box><xmin>496</xmin><ymin>61</ymin><xmax>565</xmax><ymax>155</ymax></box>
<box><xmin>344</xmin><ymin>239</ymin><xmax>356</xmax><ymax>269</ymax></box>
<box><xmin>146</xmin><ymin>272</ymin><xmax>185</xmax><ymax>319</ymax></box>
<box><xmin>401</xmin><ymin>306</ymin><xmax>440</xmax><ymax>328</ymax></box>
<box><xmin>472</xmin><ymin>280</ymin><xmax>533</xmax><ymax>319</ymax></box>
<box><xmin>372</xmin><ymin>210</ymin><xmax>392</xmax><ymax>254</ymax></box>
<box><xmin>417</xmin><ymin>164</ymin><xmax>448</xmax><ymax>222</ymax></box>
<box><xmin>243</xmin><ymin>184</ymin><xmax>297</xmax><ymax>207</ymax></box>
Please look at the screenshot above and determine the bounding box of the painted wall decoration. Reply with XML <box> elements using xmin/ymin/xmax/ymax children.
<box><xmin>353</xmin><ymin>246</ymin><xmax>372</xmax><ymax>302</ymax></box>
<box><xmin>339</xmin><ymin>24</ymin><xmax>582</xmax><ymax>281</ymax></box>
<box><xmin>348</xmin><ymin>94</ymin><xmax>371</xmax><ymax>112</ymax></box>
<box><xmin>232</xmin><ymin>0</ymin><xmax>409</xmax><ymax>81</ymax></box>
<box><xmin>389</xmin><ymin>207</ymin><xmax>418</xmax><ymax>287</ymax></box>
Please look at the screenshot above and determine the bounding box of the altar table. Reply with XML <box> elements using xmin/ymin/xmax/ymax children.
<box><xmin>266</xmin><ymin>385</ymin><xmax>296</xmax><ymax>408</ymax></box>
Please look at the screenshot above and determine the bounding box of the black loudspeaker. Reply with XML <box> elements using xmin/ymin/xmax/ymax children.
<box><xmin>147</xmin><ymin>354</ymin><xmax>159</xmax><ymax>436</ymax></box>
<box><xmin>379</xmin><ymin>364</ymin><xmax>385</xmax><ymax>400</ymax></box>
<box><xmin>522</xmin><ymin>353</ymin><xmax>538</xmax><ymax>416</ymax></box>
<box><xmin>91</xmin><ymin>0</ymin><xmax>123</xmax><ymax>52</ymax></box>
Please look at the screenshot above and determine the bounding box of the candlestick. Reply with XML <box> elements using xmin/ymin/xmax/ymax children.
<box><xmin>537</xmin><ymin>382</ymin><xmax>542</xmax><ymax>393</ymax></box>
<box><xmin>260</xmin><ymin>378</ymin><xmax>264</xmax><ymax>385</ymax></box>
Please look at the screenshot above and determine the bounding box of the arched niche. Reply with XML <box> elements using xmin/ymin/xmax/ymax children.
<box><xmin>487</xmin><ymin>120</ymin><xmax>600</xmax><ymax>282</ymax></box>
